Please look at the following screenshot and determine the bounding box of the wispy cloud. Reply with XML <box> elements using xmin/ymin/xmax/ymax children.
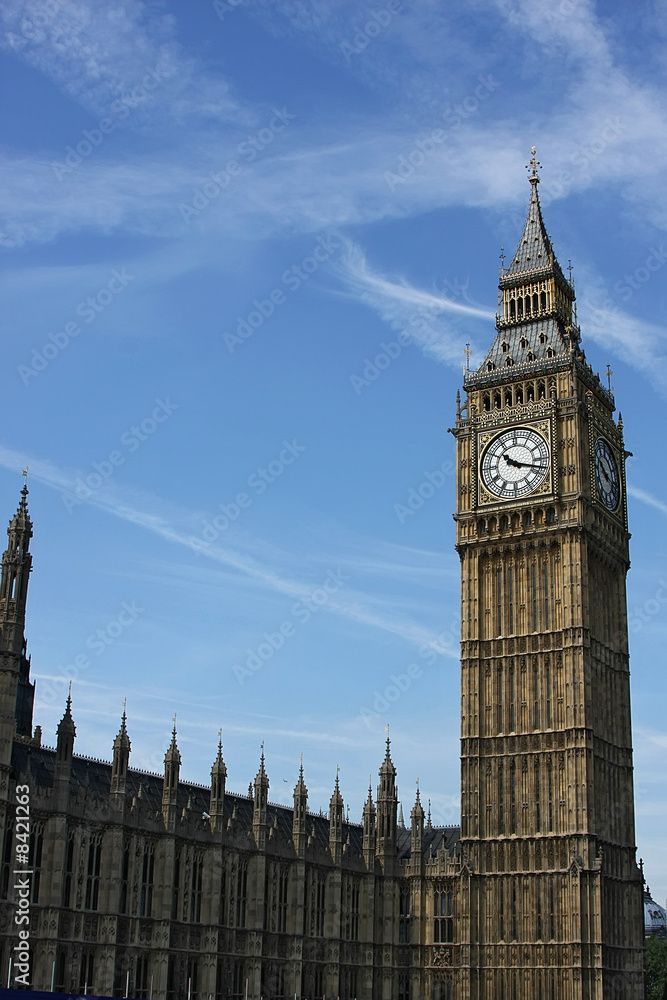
<box><xmin>335</xmin><ymin>238</ymin><xmax>495</xmax><ymax>366</ymax></box>
<box><xmin>628</xmin><ymin>484</ymin><xmax>667</xmax><ymax>519</ymax></box>
<box><xmin>0</xmin><ymin>0</ymin><xmax>244</xmax><ymax>125</ymax></box>
<box><xmin>0</xmin><ymin>444</ymin><xmax>445</xmax><ymax>650</ymax></box>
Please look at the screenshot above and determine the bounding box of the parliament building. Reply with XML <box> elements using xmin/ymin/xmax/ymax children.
<box><xmin>0</xmin><ymin>156</ymin><xmax>645</xmax><ymax>999</ymax></box>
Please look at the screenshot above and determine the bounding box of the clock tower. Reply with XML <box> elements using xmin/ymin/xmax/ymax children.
<box><xmin>452</xmin><ymin>151</ymin><xmax>644</xmax><ymax>999</ymax></box>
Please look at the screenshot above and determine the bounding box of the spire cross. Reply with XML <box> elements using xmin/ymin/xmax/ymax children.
<box><xmin>527</xmin><ymin>145</ymin><xmax>541</xmax><ymax>181</ymax></box>
<box><xmin>605</xmin><ymin>364</ymin><xmax>613</xmax><ymax>391</ymax></box>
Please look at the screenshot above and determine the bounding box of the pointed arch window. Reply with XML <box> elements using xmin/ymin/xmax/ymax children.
<box><xmin>85</xmin><ymin>833</ymin><xmax>102</xmax><ymax>911</ymax></box>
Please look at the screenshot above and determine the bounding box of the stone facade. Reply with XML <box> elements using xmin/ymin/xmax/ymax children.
<box><xmin>0</xmin><ymin>157</ymin><xmax>645</xmax><ymax>999</ymax></box>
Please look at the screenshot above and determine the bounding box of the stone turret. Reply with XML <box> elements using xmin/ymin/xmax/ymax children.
<box><xmin>111</xmin><ymin>707</ymin><xmax>131</xmax><ymax>798</ymax></box>
<box><xmin>292</xmin><ymin>760</ymin><xmax>308</xmax><ymax>857</ymax></box>
<box><xmin>162</xmin><ymin>723</ymin><xmax>181</xmax><ymax>831</ymax></box>
<box><xmin>253</xmin><ymin>746</ymin><xmax>269</xmax><ymax>850</ymax></box>
<box><xmin>210</xmin><ymin>734</ymin><xmax>227</xmax><ymax>833</ymax></box>
<box><xmin>329</xmin><ymin>769</ymin><xmax>344</xmax><ymax>865</ymax></box>
<box><xmin>376</xmin><ymin>736</ymin><xmax>397</xmax><ymax>871</ymax></box>
<box><xmin>0</xmin><ymin>481</ymin><xmax>34</xmax><ymax>776</ymax></box>
<box><xmin>362</xmin><ymin>780</ymin><xmax>376</xmax><ymax>870</ymax></box>
<box><xmin>410</xmin><ymin>784</ymin><xmax>425</xmax><ymax>874</ymax></box>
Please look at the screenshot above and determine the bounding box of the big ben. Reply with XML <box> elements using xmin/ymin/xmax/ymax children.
<box><xmin>452</xmin><ymin>151</ymin><xmax>645</xmax><ymax>999</ymax></box>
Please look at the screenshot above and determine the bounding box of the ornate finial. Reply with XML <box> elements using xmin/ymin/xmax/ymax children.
<box><xmin>464</xmin><ymin>341</ymin><xmax>471</xmax><ymax>375</ymax></box>
<box><xmin>171</xmin><ymin>712</ymin><xmax>177</xmax><ymax>735</ymax></box>
<box><xmin>527</xmin><ymin>145</ymin><xmax>541</xmax><ymax>183</ymax></box>
<box><xmin>122</xmin><ymin>697</ymin><xmax>127</xmax><ymax>711</ymax></box>
<box><xmin>499</xmin><ymin>247</ymin><xmax>505</xmax><ymax>276</ymax></box>
<box><xmin>605</xmin><ymin>364</ymin><xmax>613</xmax><ymax>392</ymax></box>
<box><xmin>567</xmin><ymin>258</ymin><xmax>574</xmax><ymax>285</ymax></box>
<box><xmin>21</xmin><ymin>467</ymin><xmax>29</xmax><ymax>492</ymax></box>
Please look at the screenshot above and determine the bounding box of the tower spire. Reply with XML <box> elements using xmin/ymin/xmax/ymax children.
<box><xmin>470</xmin><ymin>150</ymin><xmax>578</xmax><ymax>378</ymax></box>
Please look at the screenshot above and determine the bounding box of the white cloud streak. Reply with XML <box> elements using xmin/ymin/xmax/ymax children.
<box><xmin>0</xmin><ymin>444</ymin><xmax>446</xmax><ymax>652</ymax></box>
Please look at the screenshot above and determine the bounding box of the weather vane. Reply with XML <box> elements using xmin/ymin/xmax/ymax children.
<box><xmin>21</xmin><ymin>466</ymin><xmax>28</xmax><ymax>484</ymax></box>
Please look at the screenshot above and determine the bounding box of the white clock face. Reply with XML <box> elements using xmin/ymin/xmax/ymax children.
<box><xmin>481</xmin><ymin>427</ymin><xmax>550</xmax><ymax>499</ymax></box>
<box><xmin>594</xmin><ymin>437</ymin><xmax>620</xmax><ymax>511</ymax></box>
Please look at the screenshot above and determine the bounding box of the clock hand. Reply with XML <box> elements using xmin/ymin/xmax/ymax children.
<box><xmin>502</xmin><ymin>454</ymin><xmax>547</xmax><ymax>471</ymax></box>
<box><xmin>599</xmin><ymin>465</ymin><xmax>612</xmax><ymax>486</ymax></box>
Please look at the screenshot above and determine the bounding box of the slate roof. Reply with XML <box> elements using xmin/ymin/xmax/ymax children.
<box><xmin>504</xmin><ymin>176</ymin><xmax>556</xmax><ymax>279</ymax></box>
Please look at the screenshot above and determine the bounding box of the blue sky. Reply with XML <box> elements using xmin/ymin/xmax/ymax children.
<box><xmin>1</xmin><ymin>0</ymin><xmax>667</xmax><ymax>901</ymax></box>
